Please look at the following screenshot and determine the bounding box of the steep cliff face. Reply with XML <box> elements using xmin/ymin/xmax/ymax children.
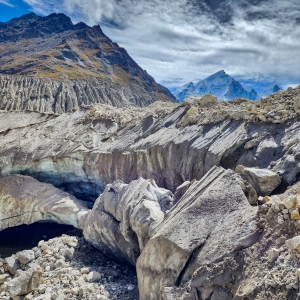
<box><xmin>0</xmin><ymin>86</ymin><xmax>299</xmax><ymax>201</ymax></box>
<box><xmin>0</xmin><ymin>75</ymin><xmax>172</xmax><ymax>113</ymax></box>
<box><xmin>0</xmin><ymin>13</ymin><xmax>175</xmax><ymax>112</ymax></box>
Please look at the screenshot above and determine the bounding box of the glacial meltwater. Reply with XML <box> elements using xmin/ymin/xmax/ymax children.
<box><xmin>0</xmin><ymin>222</ymin><xmax>74</xmax><ymax>258</ymax></box>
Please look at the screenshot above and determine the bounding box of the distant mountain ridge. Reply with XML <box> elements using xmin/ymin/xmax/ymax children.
<box><xmin>257</xmin><ymin>82</ymin><xmax>281</xmax><ymax>99</ymax></box>
<box><xmin>173</xmin><ymin>70</ymin><xmax>282</xmax><ymax>102</ymax></box>
<box><xmin>0</xmin><ymin>12</ymin><xmax>175</xmax><ymax>113</ymax></box>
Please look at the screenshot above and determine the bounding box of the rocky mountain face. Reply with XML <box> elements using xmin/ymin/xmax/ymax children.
<box><xmin>224</xmin><ymin>78</ymin><xmax>258</xmax><ymax>100</ymax></box>
<box><xmin>0</xmin><ymin>13</ymin><xmax>175</xmax><ymax>113</ymax></box>
<box><xmin>1</xmin><ymin>83</ymin><xmax>300</xmax><ymax>299</ymax></box>
<box><xmin>174</xmin><ymin>70</ymin><xmax>281</xmax><ymax>102</ymax></box>
<box><xmin>257</xmin><ymin>81</ymin><xmax>282</xmax><ymax>98</ymax></box>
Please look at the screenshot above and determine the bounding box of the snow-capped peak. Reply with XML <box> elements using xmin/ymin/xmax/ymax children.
<box><xmin>173</xmin><ymin>71</ymin><xmax>282</xmax><ymax>102</ymax></box>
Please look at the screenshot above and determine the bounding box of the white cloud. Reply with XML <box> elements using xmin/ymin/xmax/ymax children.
<box><xmin>0</xmin><ymin>0</ymin><xmax>14</xmax><ymax>7</ymax></box>
<box><xmin>22</xmin><ymin>0</ymin><xmax>300</xmax><ymax>88</ymax></box>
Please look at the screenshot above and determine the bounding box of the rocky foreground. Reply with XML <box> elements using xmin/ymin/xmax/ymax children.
<box><xmin>0</xmin><ymin>231</ymin><xmax>138</xmax><ymax>299</ymax></box>
<box><xmin>1</xmin><ymin>86</ymin><xmax>300</xmax><ymax>299</ymax></box>
<box><xmin>1</xmin><ymin>164</ymin><xmax>300</xmax><ymax>299</ymax></box>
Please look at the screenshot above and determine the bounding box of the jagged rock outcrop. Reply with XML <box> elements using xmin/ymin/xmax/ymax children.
<box><xmin>136</xmin><ymin>166</ymin><xmax>259</xmax><ymax>300</ymax></box>
<box><xmin>81</xmin><ymin>177</ymin><xmax>172</xmax><ymax>265</ymax></box>
<box><xmin>0</xmin><ymin>13</ymin><xmax>175</xmax><ymax>113</ymax></box>
<box><xmin>0</xmin><ymin>168</ymin><xmax>260</xmax><ymax>299</ymax></box>
<box><xmin>135</xmin><ymin>168</ymin><xmax>300</xmax><ymax>300</ymax></box>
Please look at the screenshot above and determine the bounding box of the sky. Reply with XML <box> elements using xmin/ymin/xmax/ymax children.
<box><xmin>0</xmin><ymin>0</ymin><xmax>300</xmax><ymax>90</ymax></box>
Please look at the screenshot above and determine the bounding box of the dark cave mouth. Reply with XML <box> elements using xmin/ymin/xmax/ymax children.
<box><xmin>0</xmin><ymin>222</ymin><xmax>75</xmax><ymax>258</ymax></box>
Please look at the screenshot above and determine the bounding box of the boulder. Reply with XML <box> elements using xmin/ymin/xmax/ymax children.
<box><xmin>235</xmin><ymin>165</ymin><xmax>281</xmax><ymax>196</ymax></box>
<box><xmin>164</xmin><ymin>286</ymin><xmax>198</xmax><ymax>300</ymax></box>
<box><xmin>291</xmin><ymin>209</ymin><xmax>300</xmax><ymax>220</ymax></box>
<box><xmin>86</xmin><ymin>271</ymin><xmax>101</xmax><ymax>283</ymax></box>
<box><xmin>286</xmin><ymin>235</ymin><xmax>300</xmax><ymax>252</ymax></box>
<box><xmin>183</xmin><ymin>94</ymin><xmax>218</xmax><ymax>108</ymax></box>
<box><xmin>294</xmin><ymin>97</ymin><xmax>300</xmax><ymax>114</ymax></box>
<box><xmin>0</xmin><ymin>273</ymin><xmax>11</xmax><ymax>284</ymax></box>
<box><xmin>7</xmin><ymin>266</ymin><xmax>42</xmax><ymax>297</ymax></box>
<box><xmin>282</xmin><ymin>196</ymin><xmax>296</xmax><ymax>209</ymax></box>
<box><xmin>17</xmin><ymin>250</ymin><xmax>35</xmax><ymax>265</ymax></box>
<box><xmin>197</xmin><ymin>94</ymin><xmax>218</xmax><ymax>106</ymax></box>
<box><xmin>64</xmin><ymin>248</ymin><xmax>74</xmax><ymax>260</ymax></box>
<box><xmin>268</xmin><ymin>248</ymin><xmax>280</xmax><ymax>262</ymax></box>
<box><xmin>5</xmin><ymin>255</ymin><xmax>20</xmax><ymax>275</ymax></box>
<box><xmin>137</xmin><ymin>166</ymin><xmax>259</xmax><ymax>300</ymax></box>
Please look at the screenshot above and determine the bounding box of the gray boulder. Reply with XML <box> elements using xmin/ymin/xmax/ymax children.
<box><xmin>183</xmin><ymin>94</ymin><xmax>218</xmax><ymax>108</ymax></box>
<box><xmin>5</xmin><ymin>255</ymin><xmax>20</xmax><ymax>276</ymax></box>
<box><xmin>7</xmin><ymin>265</ymin><xmax>42</xmax><ymax>297</ymax></box>
<box><xmin>235</xmin><ymin>165</ymin><xmax>281</xmax><ymax>196</ymax></box>
<box><xmin>0</xmin><ymin>273</ymin><xmax>11</xmax><ymax>284</ymax></box>
<box><xmin>164</xmin><ymin>286</ymin><xmax>198</xmax><ymax>300</ymax></box>
<box><xmin>17</xmin><ymin>250</ymin><xmax>35</xmax><ymax>265</ymax></box>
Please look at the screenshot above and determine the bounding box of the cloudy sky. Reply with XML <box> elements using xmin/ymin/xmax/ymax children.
<box><xmin>0</xmin><ymin>0</ymin><xmax>300</xmax><ymax>90</ymax></box>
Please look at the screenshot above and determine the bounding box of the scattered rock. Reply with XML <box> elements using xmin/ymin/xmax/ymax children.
<box><xmin>291</xmin><ymin>209</ymin><xmax>300</xmax><ymax>220</ymax></box>
<box><xmin>0</xmin><ymin>273</ymin><xmax>11</xmax><ymax>284</ymax></box>
<box><xmin>268</xmin><ymin>248</ymin><xmax>280</xmax><ymax>262</ymax></box>
<box><xmin>5</xmin><ymin>255</ymin><xmax>20</xmax><ymax>276</ymax></box>
<box><xmin>184</xmin><ymin>94</ymin><xmax>218</xmax><ymax>107</ymax></box>
<box><xmin>17</xmin><ymin>250</ymin><xmax>35</xmax><ymax>265</ymax></box>
<box><xmin>86</xmin><ymin>271</ymin><xmax>101</xmax><ymax>283</ymax></box>
<box><xmin>282</xmin><ymin>196</ymin><xmax>296</xmax><ymax>209</ymax></box>
<box><xmin>0</xmin><ymin>231</ymin><xmax>138</xmax><ymax>300</ymax></box>
<box><xmin>7</xmin><ymin>266</ymin><xmax>42</xmax><ymax>297</ymax></box>
<box><xmin>286</xmin><ymin>236</ymin><xmax>300</xmax><ymax>252</ymax></box>
<box><xmin>235</xmin><ymin>165</ymin><xmax>281</xmax><ymax>196</ymax></box>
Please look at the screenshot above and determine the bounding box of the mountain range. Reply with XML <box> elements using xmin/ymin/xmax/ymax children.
<box><xmin>173</xmin><ymin>70</ymin><xmax>282</xmax><ymax>102</ymax></box>
<box><xmin>0</xmin><ymin>13</ymin><xmax>175</xmax><ymax>113</ymax></box>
